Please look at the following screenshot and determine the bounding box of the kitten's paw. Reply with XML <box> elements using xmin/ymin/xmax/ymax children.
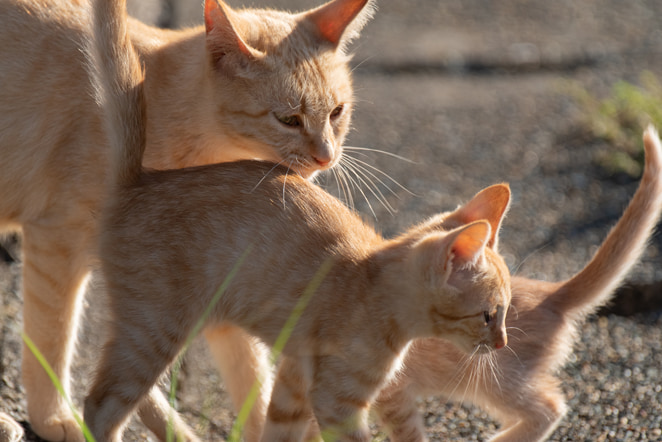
<box><xmin>0</xmin><ymin>412</ymin><xmax>24</xmax><ymax>442</ymax></box>
<box><xmin>29</xmin><ymin>412</ymin><xmax>85</xmax><ymax>442</ymax></box>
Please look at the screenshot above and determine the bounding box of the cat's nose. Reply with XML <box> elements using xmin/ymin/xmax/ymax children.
<box><xmin>313</xmin><ymin>154</ymin><xmax>331</xmax><ymax>167</ymax></box>
<box><xmin>495</xmin><ymin>332</ymin><xmax>507</xmax><ymax>349</ymax></box>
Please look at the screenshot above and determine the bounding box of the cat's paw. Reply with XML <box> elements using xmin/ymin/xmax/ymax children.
<box><xmin>0</xmin><ymin>412</ymin><xmax>25</xmax><ymax>442</ymax></box>
<box><xmin>29</xmin><ymin>412</ymin><xmax>85</xmax><ymax>442</ymax></box>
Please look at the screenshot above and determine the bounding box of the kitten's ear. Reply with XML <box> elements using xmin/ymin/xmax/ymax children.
<box><xmin>204</xmin><ymin>0</ymin><xmax>263</xmax><ymax>74</ymax></box>
<box><xmin>446</xmin><ymin>221</ymin><xmax>491</xmax><ymax>267</ymax></box>
<box><xmin>304</xmin><ymin>0</ymin><xmax>375</xmax><ymax>51</ymax></box>
<box><xmin>416</xmin><ymin>221</ymin><xmax>491</xmax><ymax>283</ymax></box>
<box><xmin>447</xmin><ymin>184</ymin><xmax>510</xmax><ymax>249</ymax></box>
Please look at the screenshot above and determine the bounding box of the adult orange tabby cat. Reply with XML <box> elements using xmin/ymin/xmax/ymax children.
<box><xmin>375</xmin><ymin>127</ymin><xmax>662</xmax><ymax>442</ymax></box>
<box><xmin>83</xmin><ymin>0</ymin><xmax>511</xmax><ymax>438</ymax></box>
<box><xmin>0</xmin><ymin>0</ymin><xmax>373</xmax><ymax>440</ymax></box>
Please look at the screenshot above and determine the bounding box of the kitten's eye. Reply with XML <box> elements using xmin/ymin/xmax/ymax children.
<box><xmin>483</xmin><ymin>311</ymin><xmax>494</xmax><ymax>324</ymax></box>
<box><xmin>330</xmin><ymin>105</ymin><xmax>344</xmax><ymax>120</ymax></box>
<box><xmin>275</xmin><ymin>113</ymin><xmax>302</xmax><ymax>128</ymax></box>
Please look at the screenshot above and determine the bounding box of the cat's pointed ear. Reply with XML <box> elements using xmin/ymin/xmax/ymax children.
<box><xmin>304</xmin><ymin>0</ymin><xmax>375</xmax><ymax>51</ymax></box>
<box><xmin>445</xmin><ymin>221</ymin><xmax>491</xmax><ymax>267</ymax></box>
<box><xmin>447</xmin><ymin>184</ymin><xmax>510</xmax><ymax>249</ymax></box>
<box><xmin>204</xmin><ymin>0</ymin><xmax>262</xmax><ymax>73</ymax></box>
<box><xmin>416</xmin><ymin>221</ymin><xmax>491</xmax><ymax>284</ymax></box>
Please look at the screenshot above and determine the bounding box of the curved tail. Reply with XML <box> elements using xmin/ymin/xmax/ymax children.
<box><xmin>88</xmin><ymin>0</ymin><xmax>145</xmax><ymax>187</ymax></box>
<box><xmin>550</xmin><ymin>126</ymin><xmax>662</xmax><ymax>316</ymax></box>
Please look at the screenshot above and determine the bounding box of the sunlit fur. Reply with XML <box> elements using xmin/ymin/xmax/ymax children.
<box><xmin>83</xmin><ymin>2</ymin><xmax>512</xmax><ymax>438</ymax></box>
<box><xmin>374</xmin><ymin>127</ymin><xmax>662</xmax><ymax>442</ymax></box>
<box><xmin>0</xmin><ymin>0</ymin><xmax>374</xmax><ymax>440</ymax></box>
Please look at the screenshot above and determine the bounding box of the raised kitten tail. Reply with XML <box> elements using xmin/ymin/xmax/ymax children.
<box><xmin>88</xmin><ymin>0</ymin><xmax>145</xmax><ymax>188</ymax></box>
<box><xmin>551</xmin><ymin>125</ymin><xmax>662</xmax><ymax>316</ymax></box>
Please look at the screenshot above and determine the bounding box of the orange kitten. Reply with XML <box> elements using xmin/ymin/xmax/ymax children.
<box><xmin>0</xmin><ymin>0</ymin><xmax>373</xmax><ymax>439</ymax></box>
<box><xmin>83</xmin><ymin>0</ymin><xmax>512</xmax><ymax>439</ymax></box>
<box><xmin>374</xmin><ymin>127</ymin><xmax>662</xmax><ymax>442</ymax></box>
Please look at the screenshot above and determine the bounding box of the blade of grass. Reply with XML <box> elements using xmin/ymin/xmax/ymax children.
<box><xmin>228</xmin><ymin>258</ymin><xmax>334</xmax><ymax>441</ymax></box>
<box><xmin>21</xmin><ymin>333</ymin><xmax>96</xmax><ymax>442</ymax></box>
<box><xmin>167</xmin><ymin>245</ymin><xmax>254</xmax><ymax>442</ymax></box>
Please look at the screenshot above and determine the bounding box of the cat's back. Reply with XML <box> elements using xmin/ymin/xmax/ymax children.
<box><xmin>104</xmin><ymin>161</ymin><xmax>379</xmax><ymax>272</ymax></box>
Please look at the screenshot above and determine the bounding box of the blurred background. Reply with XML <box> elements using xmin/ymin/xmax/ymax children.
<box><xmin>3</xmin><ymin>0</ymin><xmax>662</xmax><ymax>440</ymax></box>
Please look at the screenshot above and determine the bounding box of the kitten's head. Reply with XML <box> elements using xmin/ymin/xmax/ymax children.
<box><xmin>203</xmin><ymin>0</ymin><xmax>375</xmax><ymax>178</ymax></box>
<box><xmin>406</xmin><ymin>184</ymin><xmax>512</xmax><ymax>354</ymax></box>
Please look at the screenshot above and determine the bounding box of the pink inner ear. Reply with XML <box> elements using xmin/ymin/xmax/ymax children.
<box><xmin>308</xmin><ymin>0</ymin><xmax>369</xmax><ymax>46</ymax></box>
<box><xmin>456</xmin><ymin>184</ymin><xmax>510</xmax><ymax>247</ymax></box>
<box><xmin>204</xmin><ymin>0</ymin><xmax>220</xmax><ymax>32</ymax></box>
<box><xmin>451</xmin><ymin>222</ymin><xmax>490</xmax><ymax>263</ymax></box>
<box><xmin>204</xmin><ymin>0</ymin><xmax>253</xmax><ymax>58</ymax></box>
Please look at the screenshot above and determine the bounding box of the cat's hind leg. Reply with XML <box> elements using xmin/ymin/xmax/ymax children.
<box><xmin>204</xmin><ymin>324</ymin><xmax>273</xmax><ymax>442</ymax></box>
<box><xmin>488</xmin><ymin>388</ymin><xmax>567</xmax><ymax>442</ymax></box>
<box><xmin>21</xmin><ymin>223</ymin><xmax>91</xmax><ymax>442</ymax></box>
<box><xmin>84</xmin><ymin>313</ymin><xmax>190</xmax><ymax>441</ymax></box>
<box><xmin>137</xmin><ymin>386</ymin><xmax>200</xmax><ymax>442</ymax></box>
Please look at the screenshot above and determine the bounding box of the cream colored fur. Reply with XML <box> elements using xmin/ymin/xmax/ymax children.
<box><xmin>0</xmin><ymin>0</ymin><xmax>374</xmax><ymax>439</ymax></box>
<box><xmin>374</xmin><ymin>127</ymin><xmax>662</xmax><ymax>442</ymax></box>
<box><xmin>83</xmin><ymin>0</ymin><xmax>512</xmax><ymax>438</ymax></box>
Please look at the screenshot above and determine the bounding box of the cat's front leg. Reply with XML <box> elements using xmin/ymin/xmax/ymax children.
<box><xmin>309</xmin><ymin>356</ymin><xmax>374</xmax><ymax>442</ymax></box>
<box><xmin>21</xmin><ymin>224</ymin><xmax>91</xmax><ymax>442</ymax></box>
<box><xmin>373</xmin><ymin>379</ymin><xmax>428</xmax><ymax>442</ymax></box>
<box><xmin>204</xmin><ymin>324</ymin><xmax>273</xmax><ymax>442</ymax></box>
<box><xmin>261</xmin><ymin>356</ymin><xmax>315</xmax><ymax>442</ymax></box>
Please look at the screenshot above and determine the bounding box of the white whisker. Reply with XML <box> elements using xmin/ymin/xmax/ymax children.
<box><xmin>343</xmin><ymin>156</ymin><xmax>401</xmax><ymax>200</ymax></box>
<box><xmin>503</xmin><ymin>344</ymin><xmax>524</xmax><ymax>367</ymax></box>
<box><xmin>459</xmin><ymin>348</ymin><xmax>480</xmax><ymax>405</ymax></box>
<box><xmin>339</xmin><ymin>158</ymin><xmax>380</xmax><ymax>218</ymax></box>
<box><xmin>345</xmin><ymin>154</ymin><xmax>418</xmax><ymax>197</ymax></box>
<box><xmin>442</xmin><ymin>353</ymin><xmax>474</xmax><ymax>402</ymax></box>
<box><xmin>350</xmin><ymin>56</ymin><xmax>374</xmax><ymax>74</ymax></box>
<box><xmin>250</xmin><ymin>160</ymin><xmax>286</xmax><ymax>193</ymax></box>
<box><xmin>281</xmin><ymin>163</ymin><xmax>291</xmax><ymax>209</ymax></box>
<box><xmin>341</xmin><ymin>159</ymin><xmax>395</xmax><ymax>214</ymax></box>
<box><xmin>513</xmin><ymin>242</ymin><xmax>551</xmax><ymax>275</ymax></box>
<box><xmin>334</xmin><ymin>165</ymin><xmax>355</xmax><ymax>212</ymax></box>
<box><xmin>344</xmin><ymin>146</ymin><xmax>418</xmax><ymax>164</ymax></box>
<box><xmin>506</xmin><ymin>326</ymin><xmax>528</xmax><ymax>338</ymax></box>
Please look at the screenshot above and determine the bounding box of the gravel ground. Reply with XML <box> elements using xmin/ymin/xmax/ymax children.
<box><xmin>2</xmin><ymin>0</ymin><xmax>662</xmax><ymax>440</ymax></box>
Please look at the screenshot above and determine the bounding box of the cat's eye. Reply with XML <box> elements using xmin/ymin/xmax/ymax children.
<box><xmin>484</xmin><ymin>311</ymin><xmax>494</xmax><ymax>324</ymax></box>
<box><xmin>330</xmin><ymin>105</ymin><xmax>344</xmax><ymax>120</ymax></box>
<box><xmin>275</xmin><ymin>113</ymin><xmax>302</xmax><ymax>128</ymax></box>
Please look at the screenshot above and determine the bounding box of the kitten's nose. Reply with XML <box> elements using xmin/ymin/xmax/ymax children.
<box><xmin>495</xmin><ymin>332</ymin><xmax>507</xmax><ymax>349</ymax></box>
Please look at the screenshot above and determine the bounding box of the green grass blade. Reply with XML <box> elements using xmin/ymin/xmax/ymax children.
<box><xmin>21</xmin><ymin>332</ymin><xmax>97</xmax><ymax>442</ymax></box>
<box><xmin>228</xmin><ymin>258</ymin><xmax>334</xmax><ymax>441</ymax></box>
<box><xmin>167</xmin><ymin>245</ymin><xmax>254</xmax><ymax>442</ymax></box>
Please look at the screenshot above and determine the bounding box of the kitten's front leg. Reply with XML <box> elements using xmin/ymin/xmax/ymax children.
<box><xmin>309</xmin><ymin>356</ymin><xmax>373</xmax><ymax>442</ymax></box>
<box><xmin>261</xmin><ymin>356</ymin><xmax>315</xmax><ymax>442</ymax></box>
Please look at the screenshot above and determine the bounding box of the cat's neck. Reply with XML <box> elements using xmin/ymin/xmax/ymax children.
<box><xmin>311</xmin><ymin>244</ymin><xmax>437</xmax><ymax>351</ymax></box>
<box><xmin>129</xmin><ymin>21</ymin><xmax>258</xmax><ymax>170</ymax></box>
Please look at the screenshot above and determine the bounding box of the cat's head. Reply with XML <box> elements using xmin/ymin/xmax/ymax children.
<box><xmin>405</xmin><ymin>184</ymin><xmax>512</xmax><ymax>354</ymax></box>
<box><xmin>203</xmin><ymin>0</ymin><xmax>375</xmax><ymax>178</ymax></box>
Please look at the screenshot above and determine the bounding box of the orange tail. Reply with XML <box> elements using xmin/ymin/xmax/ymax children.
<box><xmin>550</xmin><ymin>126</ymin><xmax>662</xmax><ymax>316</ymax></box>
